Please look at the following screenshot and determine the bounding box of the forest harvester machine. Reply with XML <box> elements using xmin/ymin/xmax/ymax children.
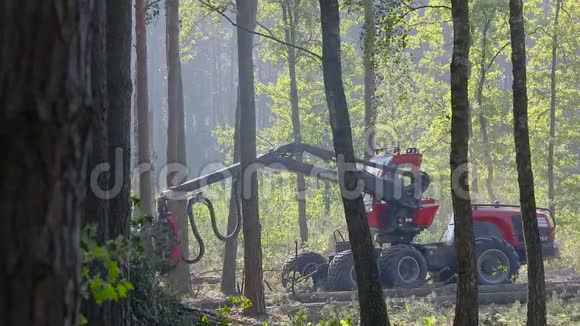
<box><xmin>155</xmin><ymin>142</ymin><xmax>559</xmax><ymax>291</ymax></box>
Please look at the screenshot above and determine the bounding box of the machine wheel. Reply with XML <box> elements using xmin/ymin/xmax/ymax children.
<box><xmin>378</xmin><ymin>245</ymin><xmax>427</xmax><ymax>288</ymax></box>
<box><xmin>475</xmin><ymin>237</ymin><xmax>520</xmax><ymax>285</ymax></box>
<box><xmin>326</xmin><ymin>250</ymin><xmax>357</xmax><ymax>291</ymax></box>
<box><xmin>281</xmin><ymin>252</ymin><xmax>327</xmax><ymax>288</ymax></box>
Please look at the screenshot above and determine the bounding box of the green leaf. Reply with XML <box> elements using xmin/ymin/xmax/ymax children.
<box><xmin>130</xmin><ymin>195</ymin><xmax>141</xmax><ymax>207</ymax></box>
<box><xmin>116</xmin><ymin>283</ymin><xmax>128</xmax><ymax>298</ymax></box>
<box><xmin>106</xmin><ymin>260</ymin><xmax>120</xmax><ymax>283</ymax></box>
<box><xmin>423</xmin><ymin>316</ymin><xmax>437</xmax><ymax>326</ymax></box>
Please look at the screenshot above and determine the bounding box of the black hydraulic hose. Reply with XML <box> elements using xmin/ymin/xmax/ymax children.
<box><xmin>206</xmin><ymin>186</ymin><xmax>243</xmax><ymax>241</ymax></box>
<box><xmin>182</xmin><ymin>179</ymin><xmax>243</xmax><ymax>264</ymax></box>
<box><xmin>182</xmin><ymin>196</ymin><xmax>206</xmax><ymax>264</ymax></box>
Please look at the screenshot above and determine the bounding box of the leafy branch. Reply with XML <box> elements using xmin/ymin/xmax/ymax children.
<box><xmin>81</xmin><ymin>225</ymin><xmax>134</xmax><ymax>312</ymax></box>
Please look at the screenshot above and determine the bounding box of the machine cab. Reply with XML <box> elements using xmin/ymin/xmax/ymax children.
<box><xmin>364</xmin><ymin>147</ymin><xmax>440</xmax><ymax>244</ymax></box>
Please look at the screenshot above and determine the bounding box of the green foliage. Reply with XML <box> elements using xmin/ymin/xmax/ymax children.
<box><xmin>81</xmin><ymin>225</ymin><xmax>134</xmax><ymax>305</ymax></box>
<box><xmin>288</xmin><ymin>308</ymin><xmax>355</xmax><ymax>326</ymax></box>
<box><xmin>547</xmin><ymin>229</ymin><xmax>580</xmax><ymax>272</ymax></box>
<box><xmin>210</xmin><ymin>296</ymin><xmax>255</xmax><ymax>325</ymax></box>
<box><xmin>422</xmin><ymin>316</ymin><xmax>436</xmax><ymax>326</ymax></box>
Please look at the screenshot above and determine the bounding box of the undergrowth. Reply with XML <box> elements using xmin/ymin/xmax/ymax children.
<box><xmin>130</xmin><ymin>255</ymin><xmax>214</xmax><ymax>325</ymax></box>
<box><xmin>275</xmin><ymin>294</ymin><xmax>580</xmax><ymax>326</ymax></box>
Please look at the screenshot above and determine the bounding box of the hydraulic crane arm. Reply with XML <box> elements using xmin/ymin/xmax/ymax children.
<box><xmin>166</xmin><ymin>142</ymin><xmax>429</xmax><ymax>209</ymax></box>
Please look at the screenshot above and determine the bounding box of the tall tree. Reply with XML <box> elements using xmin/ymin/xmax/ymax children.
<box><xmin>450</xmin><ymin>0</ymin><xmax>478</xmax><ymax>325</ymax></box>
<box><xmin>473</xmin><ymin>7</ymin><xmax>497</xmax><ymax>202</ymax></box>
<box><xmin>0</xmin><ymin>1</ymin><xmax>94</xmax><ymax>324</ymax></box>
<box><xmin>509</xmin><ymin>0</ymin><xmax>547</xmax><ymax>324</ymax></box>
<box><xmin>82</xmin><ymin>0</ymin><xmax>111</xmax><ymax>323</ymax></box>
<box><xmin>82</xmin><ymin>0</ymin><xmax>134</xmax><ymax>323</ymax></box>
<box><xmin>318</xmin><ymin>1</ymin><xmax>389</xmax><ymax>325</ymax></box>
<box><xmin>282</xmin><ymin>0</ymin><xmax>309</xmax><ymax>244</ymax></box>
<box><xmin>166</xmin><ymin>0</ymin><xmax>191</xmax><ymax>294</ymax></box>
<box><xmin>106</xmin><ymin>0</ymin><xmax>133</xmax><ymax>323</ymax></box>
<box><xmin>363</xmin><ymin>0</ymin><xmax>376</xmax><ymax>159</ymax></box>
<box><xmin>221</xmin><ymin>92</ymin><xmax>241</xmax><ymax>295</ymax></box>
<box><xmin>135</xmin><ymin>0</ymin><xmax>154</xmax><ymax>217</ymax></box>
<box><xmin>236</xmin><ymin>0</ymin><xmax>266</xmax><ymax>315</ymax></box>
<box><xmin>547</xmin><ymin>0</ymin><xmax>561</xmax><ymax>214</ymax></box>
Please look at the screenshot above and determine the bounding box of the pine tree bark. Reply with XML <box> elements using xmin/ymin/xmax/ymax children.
<box><xmin>0</xmin><ymin>1</ymin><xmax>94</xmax><ymax>325</ymax></box>
<box><xmin>221</xmin><ymin>92</ymin><xmax>241</xmax><ymax>295</ymax></box>
<box><xmin>509</xmin><ymin>1</ymin><xmax>547</xmax><ymax>324</ymax></box>
<box><xmin>84</xmin><ymin>0</ymin><xmax>110</xmax><ymax>241</ymax></box>
<box><xmin>106</xmin><ymin>0</ymin><xmax>133</xmax><ymax>256</ymax></box>
<box><xmin>547</xmin><ymin>0</ymin><xmax>561</xmax><ymax>214</ymax></box>
<box><xmin>135</xmin><ymin>0</ymin><xmax>154</xmax><ymax>217</ymax></box>
<box><xmin>236</xmin><ymin>0</ymin><xmax>266</xmax><ymax>315</ymax></box>
<box><xmin>450</xmin><ymin>1</ymin><xmax>478</xmax><ymax>325</ymax></box>
<box><xmin>318</xmin><ymin>1</ymin><xmax>389</xmax><ymax>325</ymax></box>
<box><xmin>106</xmin><ymin>0</ymin><xmax>133</xmax><ymax>324</ymax></box>
<box><xmin>363</xmin><ymin>0</ymin><xmax>376</xmax><ymax>160</ymax></box>
<box><xmin>82</xmin><ymin>0</ymin><xmax>111</xmax><ymax>323</ymax></box>
<box><xmin>282</xmin><ymin>0</ymin><xmax>308</xmax><ymax>244</ymax></box>
<box><xmin>166</xmin><ymin>0</ymin><xmax>191</xmax><ymax>295</ymax></box>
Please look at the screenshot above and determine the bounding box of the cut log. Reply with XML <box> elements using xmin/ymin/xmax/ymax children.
<box><xmin>191</xmin><ymin>276</ymin><xmax>221</xmax><ymax>285</ymax></box>
<box><xmin>288</xmin><ymin>281</ymin><xmax>580</xmax><ymax>303</ymax></box>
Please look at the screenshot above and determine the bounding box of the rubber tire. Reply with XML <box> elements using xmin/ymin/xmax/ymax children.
<box><xmin>475</xmin><ymin>237</ymin><xmax>520</xmax><ymax>285</ymax></box>
<box><xmin>281</xmin><ymin>251</ymin><xmax>327</xmax><ymax>288</ymax></box>
<box><xmin>378</xmin><ymin>245</ymin><xmax>427</xmax><ymax>288</ymax></box>
<box><xmin>326</xmin><ymin>250</ymin><xmax>357</xmax><ymax>291</ymax></box>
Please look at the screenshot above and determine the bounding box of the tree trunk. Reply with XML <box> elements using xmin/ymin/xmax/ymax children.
<box><xmin>84</xmin><ymin>0</ymin><xmax>110</xmax><ymax>241</ymax></box>
<box><xmin>106</xmin><ymin>0</ymin><xmax>133</xmax><ymax>323</ymax></box>
<box><xmin>318</xmin><ymin>1</ymin><xmax>389</xmax><ymax>325</ymax></box>
<box><xmin>450</xmin><ymin>1</ymin><xmax>478</xmax><ymax>325</ymax></box>
<box><xmin>282</xmin><ymin>0</ymin><xmax>308</xmax><ymax>244</ymax></box>
<box><xmin>547</xmin><ymin>0</ymin><xmax>561</xmax><ymax>215</ymax></box>
<box><xmin>166</xmin><ymin>0</ymin><xmax>191</xmax><ymax>295</ymax></box>
<box><xmin>509</xmin><ymin>1</ymin><xmax>547</xmax><ymax>325</ymax></box>
<box><xmin>363</xmin><ymin>0</ymin><xmax>376</xmax><ymax>160</ymax></box>
<box><xmin>82</xmin><ymin>0</ymin><xmax>111</xmax><ymax>323</ymax></box>
<box><xmin>135</xmin><ymin>0</ymin><xmax>154</xmax><ymax>217</ymax></box>
<box><xmin>236</xmin><ymin>0</ymin><xmax>266</xmax><ymax>315</ymax></box>
<box><xmin>323</xmin><ymin>181</ymin><xmax>331</xmax><ymax>215</ymax></box>
<box><xmin>475</xmin><ymin>17</ymin><xmax>496</xmax><ymax>203</ymax></box>
<box><xmin>221</xmin><ymin>92</ymin><xmax>241</xmax><ymax>295</ymax></box>
<box><xmin>0</xmin><ymin>1</ymin><xmax>93</xmax><ymax>325</ymax></box>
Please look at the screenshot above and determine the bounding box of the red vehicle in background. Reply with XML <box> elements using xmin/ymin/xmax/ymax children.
<box><xmin>282</xmin><ymin>147</ymin><xmax>559</xmax><ymax>290</ymax></box>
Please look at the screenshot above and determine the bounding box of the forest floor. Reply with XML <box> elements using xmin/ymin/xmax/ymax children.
<box><xmin>181</xmin><ymin>267</ymin><xmax>580</xmax><ymax>325</ymax></box>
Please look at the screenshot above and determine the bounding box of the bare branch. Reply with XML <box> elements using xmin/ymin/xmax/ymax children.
<box><xmin>528</xmin><ymin>26</ymin><xmax>553</xmax><ymax>38</ymax></box>
<box><xmin>255</xmin><ymin>21</ymin><xmax>276</xmax><ymax>39</ymax></box>
<box><xmin>485</xmin><ymin>42</ymin><xmax>510</xmax><ymax>72</ymax></box>
<box><xmin>394</xmin><ymin>5</ymin><xmax>451</xmax><ymax>27</ymax></box>
<box><xmin>560</xmin><ymin>1</ymin><xmax>573</xmax><ymax>20</ymax></box>
<box><xmin>405</xmin><ymin>4</ymin><xmax>452</xmax><ymax>11</ymax></box>
<box><xmin>199</xmin><ymin>0</ymin><xmax>322</xmax><ymax>61</ymax></box>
